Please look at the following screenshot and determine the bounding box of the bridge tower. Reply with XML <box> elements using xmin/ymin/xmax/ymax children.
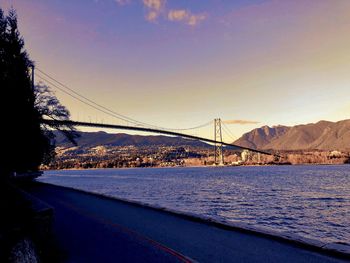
<box><xmin>214</xmin><ymin>118</ymin><xmax>224</xmax><ymax>166</ymax></box>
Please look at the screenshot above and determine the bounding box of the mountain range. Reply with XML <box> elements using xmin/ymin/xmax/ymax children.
<box><xmin>233</xmin><ymin>119</ymin><xmax>350</xmax><ymax>151</ymax></box>
<box><xmin>54</xmin><ymin>131</ymin><xmax>210</xmax><ymax>148</ymax></box>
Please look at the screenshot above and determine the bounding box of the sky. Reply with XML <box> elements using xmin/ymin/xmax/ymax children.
<box><xmin>1</xmin><ymin>0</ymin><xmax>350</xmax><ymax>140</ymax></box>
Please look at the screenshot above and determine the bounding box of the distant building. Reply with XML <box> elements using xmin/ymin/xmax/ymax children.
<box><xmin>329</xmin><ymin>150</ymin><xmax>342</xmax><ymax>158</ymax></box>
<box><xmin>241</xmin><ymin>150</ymin><xmax>250</xmax><ymax>162</ymax></box>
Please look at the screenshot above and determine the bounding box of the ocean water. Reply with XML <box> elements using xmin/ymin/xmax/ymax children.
<box><xmin>39</xmin><ymin>165</ymin><xmax>350</xmax><ymax>245</ymax></box>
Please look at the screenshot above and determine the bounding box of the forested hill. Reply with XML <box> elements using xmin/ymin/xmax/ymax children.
<box><xmin>54</xmin><ymin>131</ymin><xmax>211</xmax><ymax>148</ymax></box>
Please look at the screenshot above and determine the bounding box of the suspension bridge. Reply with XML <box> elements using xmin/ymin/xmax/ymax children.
<box><xmin>34</xmin><ymin>67</ymin><xmax>274</xmax><ymax>165</ymax></box>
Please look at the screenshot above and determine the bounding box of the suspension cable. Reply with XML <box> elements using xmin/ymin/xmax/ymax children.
<box><xmin>35</xmin><ymin>68</ymin><xmax>213</xmax><ymax>132</ymax></box>
<box><xmin>222</xmin><ymin>122</ymin><xmax>238</xmax><ymax>142</ymax></box>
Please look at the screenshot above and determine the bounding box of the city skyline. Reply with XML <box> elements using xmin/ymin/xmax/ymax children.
<box><xmin>1</xmin><ymin>0</ymin><xmax>350</xmax><ymax>139</ymax></box>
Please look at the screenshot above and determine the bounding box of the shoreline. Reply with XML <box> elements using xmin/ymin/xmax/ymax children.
<box><xmin>41</xmin><ymin>162</ymin><xmax>350</xmax><ymax>171</ymax></box>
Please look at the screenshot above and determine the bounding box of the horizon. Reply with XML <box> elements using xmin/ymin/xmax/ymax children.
<box><xmin>1</xmin><ymin>0</ymin><xmax>350</xmax><ymax>140</ymax></box>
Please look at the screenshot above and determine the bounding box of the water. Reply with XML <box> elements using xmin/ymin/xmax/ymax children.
<box><xmin>39</xmin><ymin>165</ymin><xmax>350</xmax><ymax>245</ymax></box>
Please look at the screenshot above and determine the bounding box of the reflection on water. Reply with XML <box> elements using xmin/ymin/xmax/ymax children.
<box><xmin>40</xmin><ymin>165</ymin><xmax>350</xmax><ymax>244</ymax></box>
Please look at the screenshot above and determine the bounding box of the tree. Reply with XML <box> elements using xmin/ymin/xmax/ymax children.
<box><xmin>0</xmin><ymin>8</ymin><xmax>78</xmax><ymax>177</ymax></box>
<box><xmin>34</xmin><ymin>83</ymin><xmax>79</xmax><ymax>165</ymax></box>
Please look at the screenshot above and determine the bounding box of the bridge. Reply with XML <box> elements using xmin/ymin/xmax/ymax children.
<box><xmin>42</xmin><ymin>118</ymin><xmax>273</xmax><ymax>163</ymax></box>
<box><xmin>35</xmin><ymin>68</ymin><xmax>274</xmax><ymax>165</ymax></box>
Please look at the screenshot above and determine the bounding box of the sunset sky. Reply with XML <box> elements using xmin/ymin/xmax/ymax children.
<box><xmin>1</xmin><ymin>0</ymin><xmax>350</xmax><ymax>140</ymax></box>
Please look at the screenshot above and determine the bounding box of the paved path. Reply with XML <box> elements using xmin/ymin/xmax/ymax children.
<box><xmin>25</xmin><ymin>183</ymin><xmax>348</xmax><ymax>263</ymax></box>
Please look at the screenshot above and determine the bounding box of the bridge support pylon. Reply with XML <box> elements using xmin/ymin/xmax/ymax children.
<box><xmin>214</xmin><ymin>118</ymin><xmax>224</xmax><ymax>166</ymax></box>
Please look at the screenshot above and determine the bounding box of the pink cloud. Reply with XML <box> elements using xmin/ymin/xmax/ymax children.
<box><xmin>167</xmin><ymin>9</ymin><xmax>189</xmax><ymax>21</ymax></box>
<box><xmin>142</xmin><ymin>0</ymin><xmax>165</xmax><ymax>11</ymax></box>
<box><xmin>114</xmin><ymin>0</ymin><xmax>206</xmax><ymax>26</ymax></box>
<box><xmin>167</xmin><ymin>9</ymin><xmax>207</xmax><ymax>26</ymax></box>
<box><xmin>145</xmin><ymin>10</ymin><xmax>159</xmax><ymax>22</ymax></box>
<box><xmin>187</xmin><ymin>13</ymin><xmax>207</xmax><ymax>26</ymax></box>
<box><xmin>142</xmin><ymin>0</ymin><xmax>165</xmax><ymax>22</ymax></box>
<box><xmin>223</xmin><ymin>120</ymin><xmax>260</xmax><ymax>125</ymax></box>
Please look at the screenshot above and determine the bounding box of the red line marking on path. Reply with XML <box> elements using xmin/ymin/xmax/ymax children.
<box><xmin>57</xmin><ymin>200</ymin><xmax>194</xmax><ymax>263</ymax></box>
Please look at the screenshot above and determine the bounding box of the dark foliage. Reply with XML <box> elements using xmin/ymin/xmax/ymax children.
<box><xmin>34</xmin><ymin>83</ymin><xmax>79</xmax><ymax>164</ymax></box>
<box><xmin>0</xmin><ymin>8</ymin><xmax>78</xmax><ymax>177</ymax></box>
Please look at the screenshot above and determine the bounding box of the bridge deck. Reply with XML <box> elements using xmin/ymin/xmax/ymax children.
<box><xmin>24</xmin><ymin>183</ymin><xmax>347</xmax><ymax>263</ymax></box>
<box><xmin>42</xmin><ymin>119</ymin><xmax>273</xmax><ymax>156</ymax></box>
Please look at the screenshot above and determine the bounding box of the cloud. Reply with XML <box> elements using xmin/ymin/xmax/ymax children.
<box><xmin>143</xmin><ymin>0</ymin><xmax>164</xmax><ymax>11</ymax></box>
<box><xmin>223</xmin><ymin>120</ymin><xmax>260</xmax><ymax>125</ymax></box>
<box><xmin>167</xmin><ymin>9</ymin><xmax>207</xmax><ymax>26</ymax></box>
<box><xmin>142</xmin><ymin>0</ymin><xmax>165</xmax><ymax>22</ymax></box>
<box><xmin>115</xmin><ymin>0</ymin><xmax>206</xmax><ymax>25</ymax></box>
<box><xmin>167</xmin><ymin>9</ymin><xmax>206</xmax><ymax>26</ymax></box>
<box><xmin>168</xmin><ymin>9</ymin><xmax>189</xmax><ymax>21</ymax></box>
<box><xmin>187</xmin><ymin>13</ymin><xmax>207</xmax><ymax>26</ymax></box>
<box><xmin>145</xmin><ymin>10</ymin><xmax>159</xmax><ymax>22</ymax></box>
